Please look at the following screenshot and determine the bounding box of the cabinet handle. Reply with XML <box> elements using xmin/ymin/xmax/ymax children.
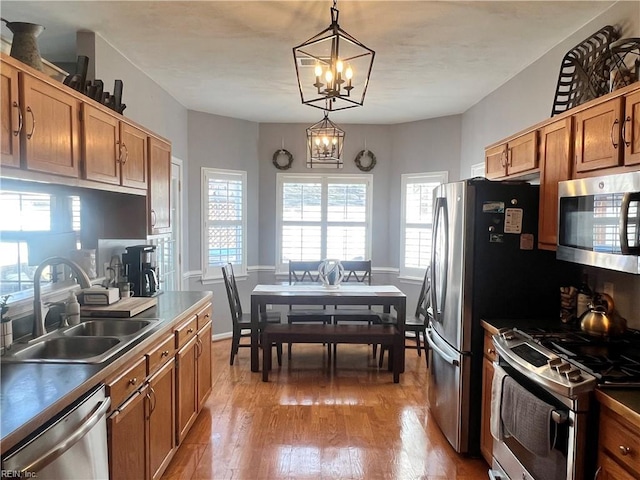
<box><xmin>146</xmin><ymin>386</ymin><xmax>157</xmax><ymax>416</ymax></box>
<box><xmin>196</xmin><ymin>338</ymin><xmax>203</xmax><ymax>359</ymax></box>
<box><xmin>121</xmin><ymin>142</ymin><xmax>129</xmax><ymax>165</ymax></box>
<box><xmin>128</xmin><ymin>377</ymin><xmax>138</xmax><ymax>386</ymax></box>
<box><xmin>594</xmin><ymin>466</ymin><xmax>601</xmax><ymax>479</ymax></box>
<box><xmin>161</xmin><ymin>350</ymin><xmax>169</xmax><ymax>357</ymax></box>
<box><xmin>187</xmin><ymin>328</ymin><xmax>194</xmax><ymax>334</ymax></box>
<box><xmin>619</xmin><ymin>445</ymin><xmax>631</xmax><ymax>456</ymax></box>
<box><xmin>150</xmin><ymin>209</ymin><xmax>156</xmax><ymax>227</ymax></box>
<box><xmin>622</xmin><ymin>115</ymin><xmax>631</xmax><ymax>147</ymax></box>
<box><xmin>507</xmin><ymin>148</ymin><xmax>512</xmax><ymax>167</ymax></box>
<box><xmin>487</xmin><ymin>348</ymin><xmax>496</xmax><ymax>355</ymax></box>
<box><xmin>611</xmin><ymin>119</ymin><xmax>619</xmax><ymax>148</ymax></box>
<box><xmin>12</xmin><ymin>101</ymin><xmax>22</xmax><ymax>136</ymax></box>
<box><xmin>26</xmin><ymin>106</ymin><xmax>35</xmax><ymax>139</ymax></box>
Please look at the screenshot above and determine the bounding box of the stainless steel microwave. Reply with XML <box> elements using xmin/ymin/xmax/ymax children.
<box><xmin>557</xmin><ymin>172</ymin><xmax>640</xmax><ymax>274</ymax></box>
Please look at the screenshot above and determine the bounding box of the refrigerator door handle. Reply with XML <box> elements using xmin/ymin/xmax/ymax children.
<box><xmin>426</xmin><ymin>328</ymin><xmax>459</xmax><ymax>366</ymax></box>
<box><xmin>431</xmin><ymin>195</ymin><xmax>449</xmax><ymax>322</ymax></box>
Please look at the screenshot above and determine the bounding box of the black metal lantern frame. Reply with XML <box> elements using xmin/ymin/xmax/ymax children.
<box><xmin>293</xmin><ymin>0</ymin><xmax>375</xmax><ymax>112</ymax></box>
<box><xmin>306</xmin><ymin>112</ymin><xmax>345</xmax><ymax>168</ymax></box>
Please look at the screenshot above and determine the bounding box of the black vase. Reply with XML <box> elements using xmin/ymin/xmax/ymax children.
<box><xmin>2</xmin><ymin>19</ymin><xmax>45</xmax><ymax>71</ymax></box>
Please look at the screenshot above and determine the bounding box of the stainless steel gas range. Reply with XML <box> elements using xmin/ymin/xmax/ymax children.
<box><xmin>488</xmin><ymin>326</ymin><xmax>640</xmax><ymax>480</ymax></box>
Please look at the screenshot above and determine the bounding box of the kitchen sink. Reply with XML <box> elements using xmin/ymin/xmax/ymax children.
<box><xmin>2</xmin><ymin>318</ymin><xmax>161</xmax><ymax>364</ymax></box>
<box><xmin>63</xmin><ymin>320</ymin><xmax>153</xmax><ymax>337</ymax></box>
<box><xmin>7</xmin><ymin>336</ymin><xmax>121</xmax><ymax>363</ymax></box>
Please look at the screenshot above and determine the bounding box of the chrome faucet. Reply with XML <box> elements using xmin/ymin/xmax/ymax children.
<box><xmin>33</xmin><ymin>256</ymin><xmax>92</xmax><ymax>339</ymax></box>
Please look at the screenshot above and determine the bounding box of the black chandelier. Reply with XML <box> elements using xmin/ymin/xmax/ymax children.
<box><xmin>293</xmin><ymin>0</ymin><xmax>375</xmax><ymax>112</ymax></box>
<box><xmin>306</xmin><ymin>111</ymin><xmax>345</xmax><ymax>168</ymax></box>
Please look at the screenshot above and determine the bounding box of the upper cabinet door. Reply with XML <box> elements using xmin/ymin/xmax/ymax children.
<box><xmin>538</xmin><ymin>118</ymin><xmax>572</xmax><ymax>251</ymax></box>
<box><xmin>20</xmin><ymin>73</ymin><xmax>80</xmax><ymax>177</ymax></box>
<box><xmin>506</xmin><ymin>131</ymin><xmax>538</xmax><ymax>175</ymax></box>
<box><xmin>574</xmin><ymin>97</ymin><xmax>624</xmax><ymax>173</ymax></box>
<box><xmin>82</xmin><ymin>103</ymin><xmax>120</xmax><ymax>185</ymax></box>
<box><xmin>1</xmin><ymin>62</ymin><xmax>21</xmax><ymax>168</ymax></box>
<box><xmin>148</xmin><ymin>137</ymin><xmax>171</xmax><ymax>235</ymax></box>
<box><xmin>624</xmin><ymin>90</ymin><xmax>640</xmax><ymax>166</ymax></box>
<box><xmin>120</xmin><ymin>122</ymin><xmax>148</xmax><ymax>189</ymax></box>
<box><xmin>485</xmin><ymin>144</ymin><xmax>507</xmax><ymax>179</ymax></box>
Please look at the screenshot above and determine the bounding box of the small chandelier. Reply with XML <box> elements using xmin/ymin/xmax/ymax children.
<box><xmin>293</xmin><ymin>0</ymin><xmax>375</xmax><ymax>112</ymax></box>
<box><xmin>306</xmin><ymin>112</ymin><xmax>345</xmax><ymax>168</ymax></box>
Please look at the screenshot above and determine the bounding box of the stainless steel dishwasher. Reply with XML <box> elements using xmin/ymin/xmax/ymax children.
<box><xmin>2</xmin><ymin>385</ymin><xmax>111</xmax><ymax>479</ymax></box>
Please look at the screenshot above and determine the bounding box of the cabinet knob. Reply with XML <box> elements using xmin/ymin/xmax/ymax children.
<box><xmin>187</xmin><ymin>328</ymin><xmax>194</xmax><ymax>334</ymax></box>
<box><xmin>129</xmin><ymin>377</ymin><xmax>138</xmax><ymax>386</ymax></box>
<box><xmin>619</xmin><ymin>445</ymin><xmax>631</xmax><ymax>456</ymax></box>
<box><xmin>161</xmin><ymin>350</ymin><xmax>169</xmax><ymax>357</ymax></box>
<box><xmin>487</xmin><ymin>348</ymin><xmax>496</xmax><ymax>355</ymax></box>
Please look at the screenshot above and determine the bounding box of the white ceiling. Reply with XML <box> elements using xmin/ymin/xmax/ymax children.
<box><xmin>0</xmin><ymin>1</ymin><xmax>615</xmax><ymax>124</ymax></box>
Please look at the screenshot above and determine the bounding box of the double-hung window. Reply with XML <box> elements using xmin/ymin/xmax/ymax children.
<box><xmin>201</xmin><ymin>168</ymin><xmax>246</xmax><ymax>280</ymax></box>
<box><xmin>276</xmin><ymin>174</ymin><xmax>372</xmax><ymax>272</ymax></box>
<box><xmin>400</xmin><ymin>172</ymin><xmax>448</xmax><ymax>278</ymax></box>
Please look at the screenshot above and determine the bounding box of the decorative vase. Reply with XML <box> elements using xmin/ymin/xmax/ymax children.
<box><xmin>318</xmin><ymin>259</ymin><xmax>344</xmax><ymax>289</ymax></box>
<box><xmin>1</xmin><ymin>19</ymin><xmax>45</xmax><ymax>72</ymax></box>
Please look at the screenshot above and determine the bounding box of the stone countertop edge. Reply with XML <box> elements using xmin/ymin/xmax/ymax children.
<box><xmin>480</xmin><ymin>317</ymin><xmax>640</xmax><ymax>425</ymax></box>
<box><xmin>0</xmin><ymin>290</ymin><xmax>213</xmax><ymax>454</ymax></box>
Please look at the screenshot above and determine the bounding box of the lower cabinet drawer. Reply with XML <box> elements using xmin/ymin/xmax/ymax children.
<box><xmin>147</xmin><ymin>335</ymin><xmax>175</xmax><ymax>375</ymax></box>
<box><xmin>107</xmin><ymin>356</ymin><xmax>147</xmax><ymax>408</ymax></box>
<box><xmin>599</xmin><ymin>406</ymin><xmax>640</xmax><ymax>475</ymax></box>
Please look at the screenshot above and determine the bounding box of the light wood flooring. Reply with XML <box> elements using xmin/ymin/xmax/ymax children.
<box><xmin>161</xmin><ymin>340</ymin><xmax>489</xmax><ymax>480</ymax></box>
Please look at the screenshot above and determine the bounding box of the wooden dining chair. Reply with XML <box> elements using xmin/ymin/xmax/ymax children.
<box><xmin>378</xmin><ymin>266</ymin><xmax>431</xmax><ymax>367</ymax></box>
<box><xmin>221</xmin><ymin>263</ymin><xmax>282</xmax><ymax>366</ymax></box>
<box><xmin>331</xmin><ymin>260</ymin><xmax>380</xmax><ymax>358</ymax></box>
<box><xmin>286</xmin><ymin>260</ymin><xmax>333</xmax><ymax>359</ymax></box>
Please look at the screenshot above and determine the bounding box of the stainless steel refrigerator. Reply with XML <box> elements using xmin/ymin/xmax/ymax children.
<box><xmin>426</xmin><ymin>178</ymin><xmax>566</xmax><ymax>455</ymax></box>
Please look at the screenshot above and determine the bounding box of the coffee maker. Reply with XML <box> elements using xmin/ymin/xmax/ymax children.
<box><xmin>122</xmin><ymin>245</ymin><xmax>160</xmax><ymax>297</ymax></box>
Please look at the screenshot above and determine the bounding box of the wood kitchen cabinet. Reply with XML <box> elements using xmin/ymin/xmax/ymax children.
<box><xmin>538</xmin><ymin>117</ymin><xmax>572</xmax><ymax>251</ymax></box>
<box><xmin>596</xmin><ymin>403</ymin><xmax>640</xmax><ymax>479</ymax></box>
<box><xmin>485</xmin><ymin>131</ymin><xmax>538</xmax><ymax>179</ymax></box>
<box><xmin>175</xmin><ymin>308</ymin><xmax>213</xmax><ymax>445</ymax></box>
<box><xmin>19</xmin><ymin>71</ymin><xmax>80</xmax><ymax>177</ymax></box>
<box><xmin>480</xmin><ymin>329</ymin><xmax>497</xmax><ymax>465</ymax></box>
<box><xmin>148</xmin><ymin>358</ymin><xmax>176</xmax><ymax>480</ymax></box>
<box><xmin>107</xmin><ymin>356</ymin><xmax>148</xmax><ymax>480</ymax></box>
<box><xmin>82</xmin><ymin>103</ymin><xmax>148</xmax><ymax>189</ymax></box>
<box><xmin>1</xmin><ymin>61</ymin><xmax>21</xmax><ymax>168</ymax></box>
<box><xmin>148</xmin><ymin>136</ymin><xmax>171</xmax><ymax>235</ymax></box>
<box><xmin>623</xmin><ymin>89</ymin><xmax>640</xmax><ymax>166</ymax></box>
<box><xmin>574</xmin><ymin>97</ymin><xmax>624</xmax><ymax>173</ymax></box>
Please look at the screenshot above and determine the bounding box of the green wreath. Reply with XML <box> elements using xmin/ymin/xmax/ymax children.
<box><xmin>272</xmin><ymin>149</ymin><xmax>294</xmax><ymax>170</ymax></box>
<box><xmin>354</xmin><ymin>149</ymin><xmax>376</xmax><ymax>171</ymax></box>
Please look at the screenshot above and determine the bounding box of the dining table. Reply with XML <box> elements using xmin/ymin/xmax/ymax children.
<box><xmin>250</xmin><ymin>283</ymin><xmax>407</xmax><ymax>373</ymax></box>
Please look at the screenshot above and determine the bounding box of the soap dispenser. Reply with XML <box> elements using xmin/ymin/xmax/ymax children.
<box><xmin>66</xmin><ymin>291</ymin><xmax>80</xmax><ymax>326</ymax></box>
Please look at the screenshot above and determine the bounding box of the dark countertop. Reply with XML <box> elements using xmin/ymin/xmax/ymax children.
<box><xmin>0</xmin><ymin>291</ymin><xmax>212</xmax><ymax>453</ymax></box>
<box><xmin>481</xmin><ymin>317</ymin><xmax>640</xmax><ymax>429</ymax></box>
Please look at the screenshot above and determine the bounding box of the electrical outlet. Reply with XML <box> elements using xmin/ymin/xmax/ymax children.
<box><xmin>266</xmin><ymin>304</ymin><xmax>273</xmax><ymax>311</ymax></box>
<box><xmin>603</xmin><ymin>282</ymin><xmax>614</xmax><ymax>298</ymax></box>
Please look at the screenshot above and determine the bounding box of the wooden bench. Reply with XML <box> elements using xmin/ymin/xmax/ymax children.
<box><xmin>262</xmin><ymin>323</ymin><xmax>402</xmax><ymax>383</ymax></box>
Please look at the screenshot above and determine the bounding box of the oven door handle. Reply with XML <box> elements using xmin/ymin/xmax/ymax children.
<box><xmin>426</xmin><ymin>328</ymin><xmax>459</xmax><ymax>366</ymax></box>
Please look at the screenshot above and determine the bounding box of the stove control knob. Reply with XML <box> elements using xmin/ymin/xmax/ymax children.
<box><xmin>565</xmin><ymin>369</ymin><xmax>583</xmax><ymax>383</ymax></box>
<box><xmin>547</xmin><ymin>358</ymin><xmax>563</xmax><ymax>369</ymax></box>
<box><xmin>555</xmin><ymin>362</ymin><xmax>571</xmax><ymax>373</ymax></box>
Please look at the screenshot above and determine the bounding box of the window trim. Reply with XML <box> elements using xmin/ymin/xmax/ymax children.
<box><xmin>400</xmin><ymin>171</ymin><xmax>448</xmax><ymax>279</ymax></box>
<box><xmin>201</xmin><ymin>167</ymin><xmax>247</xmax><ymax>280</ymax></box>
<box><xmin>275</xmin><ymin>173</ymin><xmax>373</xmax><ymax>274</ymax></box>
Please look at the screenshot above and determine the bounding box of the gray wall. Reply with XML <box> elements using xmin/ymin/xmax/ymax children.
<box><xmin>77</xmin><ymin>32</ymin><xmax>189</xmax><ymax>160</ymax></box>
<box><xmin>460</xmin><ymin>0</ymin><xmax>640</xmax><ymax>173</ymax></box>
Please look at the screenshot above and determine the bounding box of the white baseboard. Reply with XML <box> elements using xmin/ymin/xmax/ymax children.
<box><xmin>212</xmin><ymin>331</ymin><xmax>232</xmax><ymax>342</ymax></box>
